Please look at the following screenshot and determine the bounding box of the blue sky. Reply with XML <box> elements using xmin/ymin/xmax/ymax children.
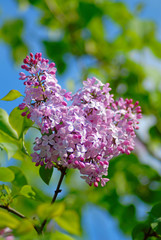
<box><xmin>0</xmin><ymin>0</ymin><xmax>161</xmax><ymax>239</ymax></box>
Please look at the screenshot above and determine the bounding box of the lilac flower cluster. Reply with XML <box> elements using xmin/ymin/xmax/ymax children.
<box><xmin>19</xmin><ymin>53</ymin><xmax>142</xmax><ymax>187</ymax></box>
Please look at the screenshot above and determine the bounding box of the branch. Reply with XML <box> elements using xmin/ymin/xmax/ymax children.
<box><xmin>136</xmin><ymin>133</ymin><xmax>161</xmax><ymax>162</ymax></box>
<box><xmin>39</xmin><ymin>167</ymin><xmax>67</xmax><ymax>234</ymax></box>
<box><xmin>0</xmin><ymin>204</ymin><xmax>41</xmax><ymax>234</ymax></box>
<box><xmin>0</xmin><ymin>204</ymin><xmax>25</xmax><ymax>218</ymax></box>
<box><xmin>144</xmin><ymin>227</ymin><xmax>161</xmax><ymax>240</ymax></box>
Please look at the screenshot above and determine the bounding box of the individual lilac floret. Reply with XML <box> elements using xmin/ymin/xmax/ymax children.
<box><xmin>19</xmin><ymin>53</ymin><xmax>142</xmax><ymax>187</ymax></box>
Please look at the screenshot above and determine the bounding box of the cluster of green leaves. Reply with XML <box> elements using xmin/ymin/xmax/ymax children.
<box><xmin>132</xmin><ymin>203</ymin><xmax>161</xmax><ymax>239</ymax></box>
<box><xmin>1</xmin><ymin>0</ymin><xmax>161</xmax><ymax>239</ymax></box>
<box><xmin>64</xmin><ymin>154</ymin><xmax>161</xmax><ymax>238</ymax></box>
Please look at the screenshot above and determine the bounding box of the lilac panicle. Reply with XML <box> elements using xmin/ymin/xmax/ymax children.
<box><xmin>19</xmin><ymin>53</ymin><xmax>142</xmax><ymax>187</ymax></box>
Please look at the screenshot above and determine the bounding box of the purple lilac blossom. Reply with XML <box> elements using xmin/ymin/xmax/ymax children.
<box><xmin>19</xmin><ymin>53</ymin><xmax>142</xmax><ymax>187</ymax></box>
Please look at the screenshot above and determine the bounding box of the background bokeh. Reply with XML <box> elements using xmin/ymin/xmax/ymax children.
<box><xmin>0</xmin><ymin>0</ymin><xmax>161</xmax><ymax>239</ymax></box>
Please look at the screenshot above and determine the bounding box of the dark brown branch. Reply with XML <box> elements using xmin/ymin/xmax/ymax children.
<box><xmin>0</xmin><ymin>204</ymin><xmax>25</xmax><ymax>219</ymax></box>
<box><xmin>0</xmin><ymin>204</ymin><xmax>40</xmax><ymax>234</ymax></box>
<box><xmin>144</xmin><ymin>227</ymin><xmax>161</xmax><ymax>240</ymax></box>
<box><xmin>39</xmin><ymin>167</ymin><xmax>67</xmax><ymax>234</ymax></box>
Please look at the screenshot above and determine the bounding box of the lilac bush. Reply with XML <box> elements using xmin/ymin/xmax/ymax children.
<box><xmin>19</xmin><ymin>53</ymin><xmax>142</xmax><ymax>187</ymax></box>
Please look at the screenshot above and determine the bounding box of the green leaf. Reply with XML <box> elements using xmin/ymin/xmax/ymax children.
<box><xmin>150</xmin><ymin>203</ymin><xmax>161</xmax><ymax>219</ymax></box>
<box><xmin>39</xmin><ymin>165</ymin><xmax>53</xmax><ymax>185</ymax></box>
<box><xmin>0</xmin><ymin>167</ymin><xmax>15</xmax><ymax>182</ymax></box>
<box><xmin>8</xmin><ymin>166</ymin><xmax>28</xmax><ymax>188</ymax></box>
<box><xmin>51</xmin><ymin>231</ymin><xmax>75</xmax><ymax>240</ymax></box>
<box><xmin>78</xmin><ymin>1</ymin><xmax>102</xmax><ymax>25</ymax></box>
<box><xmin>0</xmin><ymin>108</ymin><xmax>18</xmax><ymax>139</ymax></box>
<box><xmin>0</xmin><ymin>107</ymin><xmax>33</xmax><ymax>161</ymax></box>
<box><xmin>151</xmin><ymin>221</ymin><xmax>159</xmax><ymax>230</ymax></box>
<box><xmin>0</xmin><ymin>142</ymin><xmax>18</xmax><ymax>159</ymax></box>
<box><xmin>0</xmin><ymin>19</ymin><xmax>28</xmax><ymax>63</ymax></box>
<box><xmin>103</xmin><ymin>2</ymin><xmax>132</xmax><ymax>26</ymax></box>
<box><xmin>1</xmin><ymin>19</ymin><xmax>24</xmax><ymax>44</ymax></box>
<box><xmin>12</xmin><ymin>41</ymin><xmax>28</xmax><ymax>64</ymax></box>
<box><xmin>0</xmin><ymin>210</ymin><xmax>19</xmax><ymax>229</ymax></box>
<box><xmin>43</xmin><ymin>41</ymin><xmax>68</xmax><ymax>74</ymax></box>
<box><xmin>20</xmin><ymin>185</ymin><xmax>36</xmax><ymax>199</ymax></box>
<box><xmin>9</xmin><ymin>107</ymin><xmax>33</xmax><ymax>139</ymax></box>
<box><xmin>55</xmin><ymin>210</ymin><xmax>81</xmax><ymax>236</ymax></box>
<box><xmin>3</xmin><ymin>185</ymin><xmax>12</xmax><ymax>195</ymax></box>
<box><xmin>13</xmin><ymin>219</ymin><xmax>35</xmax><ymax>236</ymax></box>
<box><xmin>0</xmin><ymin>130</ymin><xmax>30</xmax><ymax>161</ymax></box>
<box><xmin>0</xmin><ymin>90</ymin><xmax>23</xmax><ymax>101</ymax></box>
<box><xmin>149</xmin><ymin>203</ymin><xmax>161</xmax><ymax>235</ymax></box>
<box><xmin>12</xmin><ymin>148</ymin><xmax>31</xmax><ymax>161</ymax></box>
<box><xmin>0</xmin><ymin>185</ymin><xmax>12</xmax><ymax>205</ymax></box>
<box><xmin>152</xmin><ymin>222</ymin><xmax>161</xmax><ymax>235</ymax></box>
<box><xmin>151</xmin><ymin>217</ymin><xmax>161</xmax><ymax>235</ymax></box>
<box><xmin>88</xmin><ymin>17</ymin><xmax>104</xmax><ymax>41</ymax></box>
<box><xmin>132</xmin><ymin>223</ymin><xmax>149</xmax><ymax>240</ymax></box>
<box><xmin>37</xmin><ymin>202</ymin><xmax>65</xmax><ymax>220</ymax></box>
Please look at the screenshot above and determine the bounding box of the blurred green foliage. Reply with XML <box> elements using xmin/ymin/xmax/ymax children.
<box><xmin>0</xmin><ymin>0</ymin><xmax>161</xmax><ymax>239</ymax></box>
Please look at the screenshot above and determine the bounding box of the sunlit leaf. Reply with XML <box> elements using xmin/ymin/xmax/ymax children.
<box><xmin>0</xmin><ymin>130</ymin><xmax>30</xmax><ymax>161</ymax></box>
<box><xmin>0</xmin><ymin>185</ymin><xmax>12</xmax><ymax>205</ymax></box>
<box><xmin>0</xmin><ymin>167</ymin><xmax>15</xmax><ymax>182</ymax></box>
<box><xmin>13</xmin><ymin>219</ymin><xmax>35</xmax><ymax>236</ymax></box>
<box><xmin>9</xmin><ymin>107</ymin><xmax>33</xmax><ymax>139</ymax></box>
<box><xmin>51</xmin><ymin>231</ymin><xmax>75</xmax><ymax>240</ymax></box>
<box><xmin>20</xmin><ymin>185</ymin><xmax>36</xmax><ymax>199</ymax></box>
<box><xmin>8</xmin><ymin>166</ymin><xmax>28</xmax><ymax>188</ymax></box>
<box><xmin>12</xmin><ymin>148</ymin><xmax>31</xmax><ymax>161</ymax></box>
<box><xmin>0</xmin><ymin>90</ymin><xmax>22</xmax><ymax>101</ymax></box>
<box><xmin>55</xmin><ymin>210</ymin><xmax>81</xmax><ymax>235</ymax></box>
<box><xmin>0</xmin><ymin>142</ymin><xmax>18</xmax><ymax>159</ymax></box>
<box><xmin>151</xmin><ymin>220</ymin><xmax>161</xmax><ymax>235</ymax></box>
<box><xmin>0</xmin><ymin>210</ymin><xmax>19</xmax><ymax>229</ymax></box>
<box><xmin>0</xmin><ymin>108</ymin><xmax>17</xmax><ymax>139</ymax></box>
<box><xmin>37</xmin><ymin>202</ymin><xmax>65</xmax><ymax>219</ymax></box>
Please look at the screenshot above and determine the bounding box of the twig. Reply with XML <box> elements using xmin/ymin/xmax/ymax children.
<box><xmin>0</xmin><ymin>204</ymin><xmax>40</xmax><ymax>234</ymax></box>
<box><xmin>0</xmin><ymin>204</ymin><xmax>25</xmax><ymax>218</ymax></box>
<box><xmin>39</xmin><ymin>167</ymin><xmax>67</xmax><ymax>234</ymax></box>
<box><xmin>136</xmin><ymin>133</ymin><xmax>161</xmax><ymax>162</ymax></box>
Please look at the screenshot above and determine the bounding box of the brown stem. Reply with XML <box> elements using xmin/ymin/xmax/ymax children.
<box><xmin>39</xmin><ymin>167</ymin><xmax>67</xmax><ymax>234</ymax></box>
<box><xmin>144</xmin><ymin>227</ymin><xmax>161</xmax><ymax>240</ymax></box>
<box><xmin>0</xmin><ymin>204</ymin><xmax>25</xmax><ymax>218</ymax></box>
<box><xmin>0</xmin><ymin>204</ymin><xmax>40</xmax><ymax>234</ymax></box>
<box><xmin>0</xmin><ymin>168</ymin><xmax>67</xmax><ymax>235</ymax></box>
